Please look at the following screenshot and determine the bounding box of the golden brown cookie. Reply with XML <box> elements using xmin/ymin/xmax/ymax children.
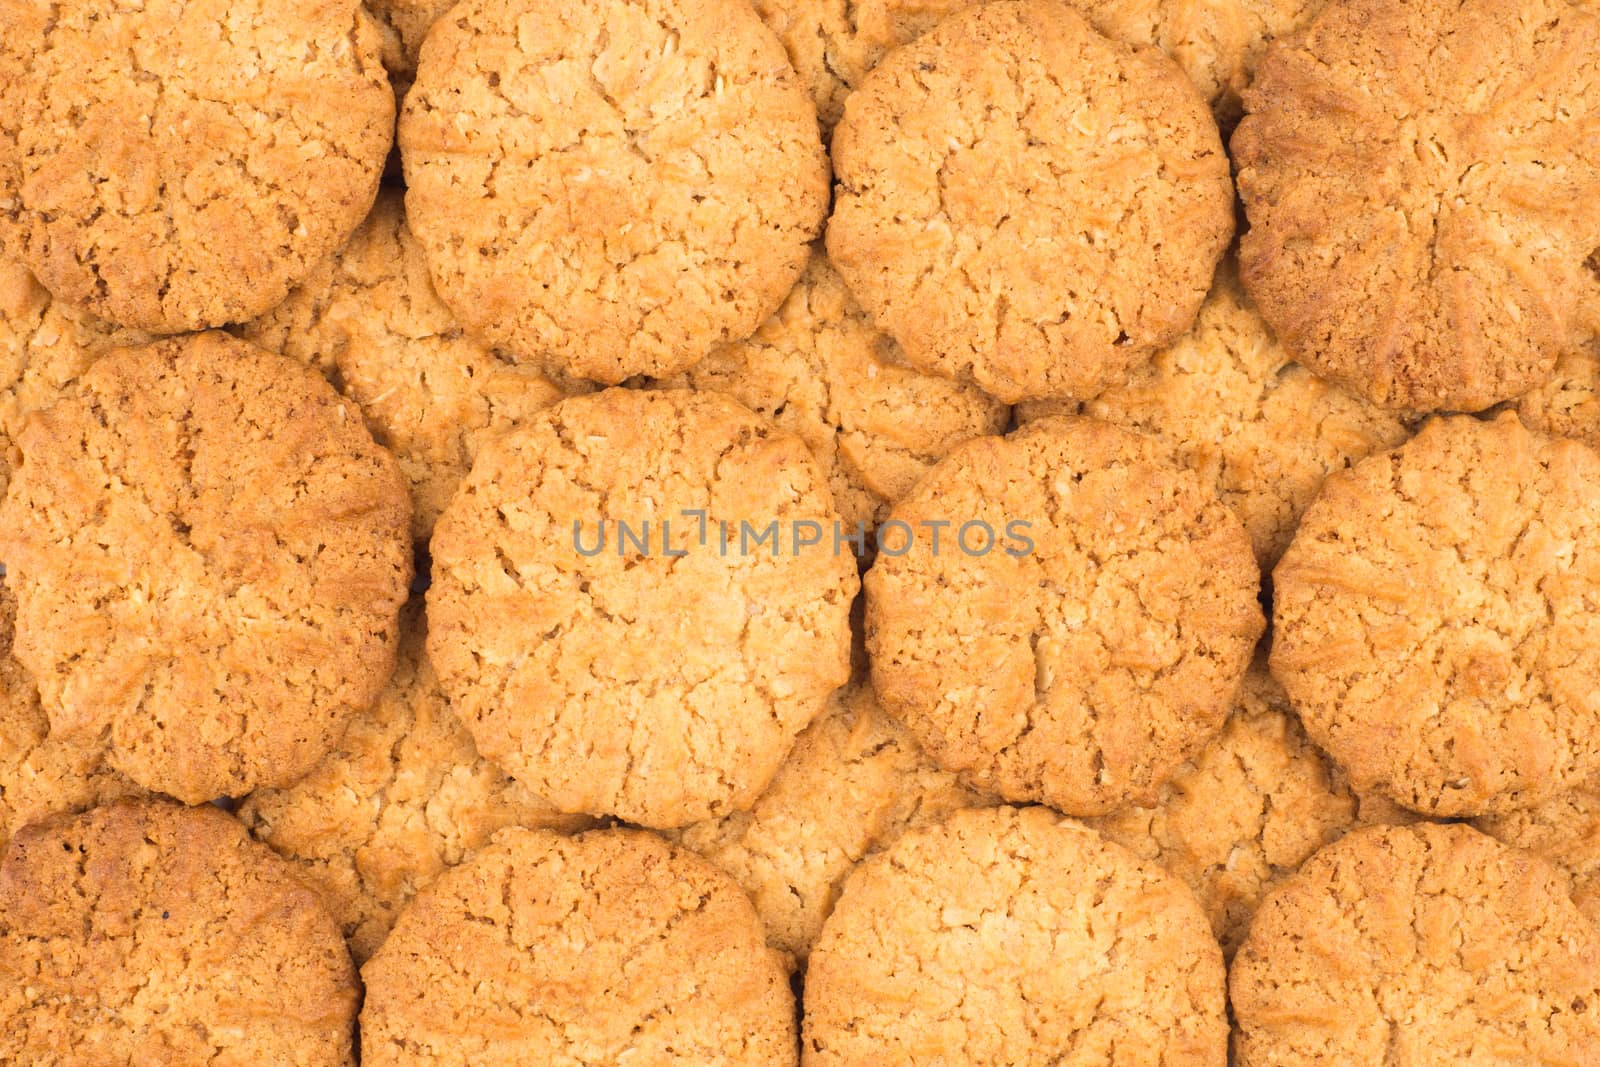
<box><xmin>1476</xmin><ymin>779</ymin><xmax>1600</xmax><ymax>928</ymax></box>
<box><xmin>1517</xmin><ymin>339</ymin><xmax>1600</xmax><ymax>450</ymax></box>
<box><xmin>0</xmin><ymin>332</ymin><xmax>412</xmax><ymax>804</ymax></box>
<box><xmin>671</xmin><ymin>677</ymin><xmax>989</xmax><ymax>968</ymax></box>
<box><xmin>1</xmin><ymin>579</ymin><xmax>141</xmax><ymax>857</ymax></box>
<box><xmin>654</xmin><ymin>250</ymin><xmax>1009</xmax><ymax>536</ymax></box>
<box><xmin>1273</xmin><ymin>412</ymin><xmax>1600</xmax><ymax>817</ymax></box>
<box><xmin>1</xmin><ymin>256</ymin><xmax>152</xmax><ymax>503</ymax></box>
<box><xmin>827</xmin><ymin>0</ymin><xmax>1234</xmax><ymax>404</ymax></box>
<box><xmin>865</xmin><ymin>416</ymin><xmax>1263</xmax><ymax>815</ymax></box>
<box><xmin>239</xmin><ymin>191</ymin><xmax>583</xmax><ymax>543</ymax></box>
<box><xmin>1231</xmin><ymin>823</ymin><xmax>1600</xmax><ymax>1065</ymax></box>
<box><xmin>400</xmin><ymin>0</ymin><xmax>829</xmax><ymax>383</ymax></box>
<box><xmin>1018</xmin><ymin>261</ymin><xmax>1413</xmax><ymax>568</ymax></box>
<box><xmin>1233</xmin><ymin>0</ymin><xmax>1600</xmax><ymax>411</ymax></box>
<box><xmin>427</xmin><ymin>388</ymin><xmax>858</xmax><ymax>828</ymax></box>
<box><xmin>1085</xmin><ymin>657</ymin><xmax>1413</xmax><ymax>958</ymax></box>
<box><xmin>0</xmin><ymin>799</ymin><xmax>359</xmax><ymax>1066</ymax></box>
<box><xmin>361</xmin><ymin>827</ymin><xmax>797</xmax><ymax>1066</ymax></box>
<box><xmin>803</xmin><ymin>805</ymin><xmax>1228</xmax><ymax>1065</ymax></box>
<box><xmin>239</xmin><ymin>603</ymin><xmax>597</xmax><ymax>964</ymax></box>
<box><xmin>0</xmin><ymin>0</ymin><xmax>394</xmax><ymax>333</ymax></box>
<box><xmin>368</xmin><ymin>0</ymin><xmax>457</xmax><ymax>90</ymax></box>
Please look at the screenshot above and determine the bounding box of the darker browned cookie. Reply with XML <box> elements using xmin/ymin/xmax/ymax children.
<box><xmin>1234</xmin><ymin>0</ymin><xmax>1600</xmax><ymax>411</ymax></box>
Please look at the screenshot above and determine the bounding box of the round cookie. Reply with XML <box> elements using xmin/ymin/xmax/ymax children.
<box><xmin>1517</xmin><ymin>340</ymin><xmax>1600</xmax><ymax>451</ymax></box>
<box><xmin>239</xmin><ymin>191</ymin><xmax>583</xmax><ymax>542</ymax></box>
<box><xmin>865</xmin><ymin>416</ymin><xmax>1263</xmax><ymax>815</ymax></box>
<box><xmin>0</xmin><ymin>0</ymin><xmax>394</xmax><ymax>333</ymax></box>
<box><xmin>0</xmin><ymin>799</ymin><xmax>359</xmax><ymax>1066</ymax></box>
<box><xmin>360</xmin><ymin>827</ymin><xmax>797</xmax><ymax>1066</ymax></box>
<box><xmin>1272</xmin><ymin>412</ymin><xmax>1600</xmax><ymax>817</ymax></box>
<box><xmin>1231</xmin><ymin>823</ymin><xmax>1600</xmax><ymax>1065</ymax></box>
<box><xmin>1</xmin><ymin>579</ymin><xmax>141</xmax><ymax>857</ymax></box>
<box><xmin>671</xmin><ymin>677</ymin><xmax>989</xmax><ymax>968</ymax></box>
<box><xmin>653</xmin><ymin>250</ymin><xmax>1009</xmax><ymax>537</ymax></box>
<box><xmin>1233</xmin><ymin>0</ymin><xmax>1600</xmax><ymax>411</ymax></box>
<box><xmin>427</xmin><ymin>388</ymin><xmax>858</xmax><ymax>828</ymax></box>
<box><xmin>1084</xmin><ymin>657</ymin><xmax>1413</xmax><ymax>958</ymax></box>
<box><xmin>803</xmin><ymin>805</ymin><xmax>1228</xmax><ymax>1065</ymax></box>
<box><xmin>1475</xmin><ymin>778</ymin><xmax>1600</xmax><ymax>929</ymax></box>
<box><xmin>1018</xmin><ymin>260</ymin><xmax>1414</xmax><ymax>568</ymax></box>
<box><xmin>0</xmin><ymin>332</ymin><xmax>412</xmax><ymax>803</ymax></box>
<box><xmin>239</xmin><ymin>603</ymin><xmax>597</xmax><ymax>964</ymax></box>
<box><xmin>1</xmin><ymin>256</ymin><xmax>152</xmax><ymax>503</ymax></box>
<box><xmin>399</xmin><ymin>0</ymin><xmax>829</xmax><ymax>383</ymax></box>
<box><xmin>827</xmin><ymin>0</ymin><xmax>1234</xmax><ymax>404</ymax></box>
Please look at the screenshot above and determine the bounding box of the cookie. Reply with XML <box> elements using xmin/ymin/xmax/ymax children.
<box><xmin>238</xmin><ymin>603</ymin><xmax>597</xmax><ymax>964</ymax></box>
<box><xmin>865</xmin><ymin>416</ymin><xmax>1263</xmax><ymax>815</ymax></box>
<box><xmin>653</xmin><ymin>250</ymin><xmax>1009</xmax><ymax>536</ymax></box>
<box><xmin>1018</xmin><ymin>260</ymin><xmax>1413</xmax><ymax>568</ymax></box>
<box><xmin>427</xmin><ymin>388</ymin><xmax>858</xmax><ymax>828</ymax></box>
<box><xmin>399</xmin><ymin>0</ymin><xmax>829</xmax><ymax>383</ymax></box>
<box><xmin>1231</xmin><ymin>823</ymin><xmax>1600</xmax><ymax>1065</ymax></box>
<box><xmin>239</xmin><ymin>191</ymin><xmax>583</xmax><ymax>543</ymax></box>
<box><xmin>1</xmin><ymin>256</ymin><xmax>152</xmax><ymax>503</ymax></box>
<box><xmin>671</xmin><ymin>677</ymin><xmax>989</xmax><ymax>968</ymax></box>
<box><xmin>1517</xmin><ymin>339</ymin><xmax>1600</xmax><ymax>451</ymax></box>
<box><xmin>1476</xmin><ymin>779</ymin><xmax>1600</xmax><ymax>928</ymax></box>
<box><xmin>1233</xmin><ymin>0</ymin><xmax>1600</xmax><ymax>411</ymax></box>
<box><xmin>361</xmin><ymin>827</ymin><xmax>796</xmax><ymax>1066</ymax></box>
<box><xmin>0</xmin><ymin>332</ymin><xmax>412</xmax><ymax>803</ymax></box>
<box><xmin>1</xmin><ymin>579</ymin><xmax>141</xmax><ymax>857</ymax></box>
<box><xmin>0</xmin><ymin>0</ymin><xmax>394</xmax><ymax>333</ymax></box>
<box><xmin>803</xmin><ymin>805</ymin><xmax>1228</xmax><ymax>1065</ymax></box>
<box><xmin>827</xmin><ymin>0</ymin><xmax>1234</xmax><ymax>404</ymax></box>
<box><xmin>0</xmin><ymin>799</ymin><xmax>359</xmax><ymax>1066</ymax></box>
<box><xmin>1085</xmin><ymin>657</ymin><xmax>1412</xmax><ymax>958</ymax></box>
<box><xmin>368</xmin><ymin>0</ymin><xmax>457</xmax><ymax>90</ymax></box>
<box><xmin>1272</xmin><ymin>412</ymin><xmax>1600</xmax><ymax>817</ymax></box>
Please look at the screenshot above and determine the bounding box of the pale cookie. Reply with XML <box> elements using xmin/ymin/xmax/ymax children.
<box><xmin>427</xmin><ymin>388</ymin><xmax>857</xmax><ymax>828</ymax></box>
<box><xmin>0</xmin><ymin>799</ymin><xmax>359</xmax><ymax>1067</ymax></box>
<box><xmin>654</xmin><ymin>250</ymin><xmax>1009</xmax><ymax>536</ymax></box>
<box><xmin>1272</xmin><ymin>412</ymin><xmax>1600</xmax><ymax>817</ymax></box>
<box><xmin>0</xmin><ymin>0</ymin><xmax>394</xmax><ymax>333</ymax></box>
<box><xmin>827</xmin><ymin>0</ymin><xmax>1234</xmax><ymax>404</ymax></box>
<box><xmin>239</xmin><ymin>603</ymin><xmax>597</xmax><ymax>964</ymax></box>
<box><xmin>803</xmin><ymin>805</ymin><xmax>1228</xmax><ymax>1065</ymax></box>
<box><xmin>671</xmin><ymin>677</ymin><xmax>989</xmax><ymax>968</ymax></box>
<box><xmin>1517</xmin><ymin>339</ymin><xmax>1600</xmax><ymax>450</ymax></box>
<box><xmin>361</xmin><ymin>827</ymin><xmax>797</xmax><ymax>1066</ymax></box>
<box><xmin>1234</xmin><ymin>0</ymin><xmax>1600</xmax><ymax>411</ymax></box>
<box><xmin>1</xmin><ymin>256</ymin><xmax>154</xmax><ymax>503</ymax></box>
<box><xmin>1</xmin><ymin>579</ymin><xmax>141</xmax><ymax>858</ymax></box>
<box><xmin>1476</xmin><ymin>778</ymin><xmax>1600</xmax><ymax>928</ymax></box>
<box><xmin>1085</xmin><ymin>657</ymin><xmax>1413</xmax><ymax>959</ymax></box>
<box><xmin>1232</xmin><ymin>823</ymin><xmax>1600</xmax><ymax>1065</ymax></box>
<box><xmin>400</xmin><ymin>0</ymin><xmax>829</xmax><ymax>383</ymax></box>
<box><xmin>1018</xmin><ymin>260</ymin><xmax>1413</xmax><ymax>568</ymax></box>
<box><xmin>865</xmin><ymin>416</ymin><xmax>1263</xmax><ymax>815</ymax></box>
<box><xmin>240</xmin><ymin>191</ymin><xmax>583</xmax><ymax>542</ymax></box>
<box><xmin>0</xmin><ymin>332</ymin><xmax>412</xmax><ymax>803</ymax></box>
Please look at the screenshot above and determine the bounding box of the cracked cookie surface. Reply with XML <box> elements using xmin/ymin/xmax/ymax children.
<box><xmin>427</xmin><ymin>388</ymin><xmax>858</xmax><ymax>828</ymax></box>
<box><xmin>653</xmin><ymin>250</ymin><xmax>1009</xmax><ymax>536</ymax></box>
<box><xmin>802</xmin><ymin>804</ymin><xmax>1228</xmax><ymax>1065</ymax></box>
<box><xmin>826</xmin><ymin>0</ymin><xmax>1234</xmax><ymax>404</ymax></box>
<box><xmin>1231</xmin><ymin>822</ymin><xmax>1600</xmax><ymax>1065</ymax></box>
<box><xmin>399</xmin><ymin>0</ymin><xmax>829</xmax><ymax>383</ymax></box>
<box><xmin>670</xmin><ymin>676</ymin><xmax>989</xmax><ymax>968</ymax></box>
<box><xmin>865</xmin><ymin>416</ymin><xmax>1263</xmax><ymax>815</ymax></box>
<box><xmin>1475</xmin><ymin>775</ymin><xmax>1600</xmax><ymax>928</ymax></box>
<box><xmin>0</xmin><ymin>332</ymin><xmax>412</xmax><ymax>803</ymax></box>
<box><xmin>1018</xmin><ymin>260</ymin><xmax>1414</xmax><ymax>568</ymax></box>
<box><xmin>240</xmin><ymin>191</ymin><xmax>583</xmax><ymax>542</ymax></box>
<box><xmin>361</xmin><ymin>827</ymin><xmax>797</xmax><ymax>1066</ymax></box>
<box><xmin>1272</xmin><ymin>412</ymin><xmax>1600</xmax><ymax>817</ymax></box>
<box><xmin>0</xmin><ymin>799</ymin><xmax>359</xmax><ymax>1067</ymax></box>
<box><xmin>1517</xmin><ymin>339</ymin><xmax>1600</xmax><ymax>450</ymax></box>
<box><xmin>1233</xmin><ymin>0</ymin><xmax>1600</xmax><ymax>411</ymax></box>
<box><xmin>0</xmin><ymin>0</ymin><xmax>394</xmax><ymax>333</ymax></box>
<box><xmin>238</xmin><ymin>603</ymin><xmax>596</xmax><ymax>964</ymax></box>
